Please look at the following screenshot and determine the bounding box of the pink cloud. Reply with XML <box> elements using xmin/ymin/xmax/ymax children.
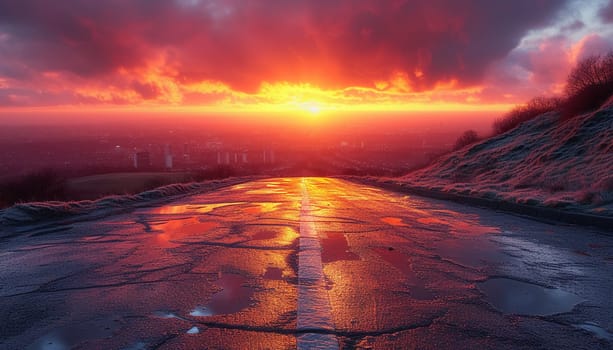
<box><xmin>0</xmin><ymin>0</ymin><xmax>582</xmax><ymax>107</ymax></box>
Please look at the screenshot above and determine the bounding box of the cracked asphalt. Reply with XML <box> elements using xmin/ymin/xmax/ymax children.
<box><xmin>1</xmin><ymin>177</ymin><xmax>612</xmax><ymax>349</ymax></box>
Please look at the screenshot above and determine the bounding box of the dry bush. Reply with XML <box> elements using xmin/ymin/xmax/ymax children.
<box><xmin>453</xmin><ymin>130</ymin><xmax>480</xmax><ymax>151</ymax></box>
<box><xmin>493</xmin><ymin>96</ymin><xmax>562</xmax><ymax>135</ymax></box>
<box><xmin>562</xmin><ymin>52</ymin><xmax>613</xmax><ymax>118</ymax></box>
<box><xmin>491</xmin><ymin>52</ymin><xmax>613</xmax><ymax>134</ymax></box>
<box><xmin>0</xmin><ymin>169</ymin><xmax>67</xmax><ymax>208</ymax></box>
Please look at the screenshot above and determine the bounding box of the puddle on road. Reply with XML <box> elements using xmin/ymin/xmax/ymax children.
<box><xmin>151</xmin><ymin>202</ymin><xmax>245</xmax><ymax>214</ymax></box>
<box><xmin>416</xmin><ymin>212</ymin><xmax>500</xmax><ymax>236</ymax></box>
<box><xmin>252</xmin><ymin>230</ymin><xmax>278</xmax><ymax>241</ymax></box>
<box><xmin>263</xmin><ymin>267</ymin><xmax>284</xmax><ymax>280</ymax></box>
<box><xmin>417</xmin><ymin>217</ymin><xmax>447</xmax><ymax>225</ymax></box>
<box><xmin>381</xmin><ymin>217</ymin><xmax>409</xmax><ymax>227</ymax></box>
<box><xmin>148</xmin><ymin>218</ymin><xmax>219</xmax><ymax>247</ymax></box>
<box><xmin>190</xmin><ymin>273</ymin><xmax>254</xmax><ymax>317</ymax></box>
<box><xmin>149</xmin><ymin>217</ymin><xmax>219</xmax><ymax>234</ymax></box>
<box><xmin>245</xmin><ymin>188</ymin><xmax>288</xmax><ymax>195</ymax></box>
<box><xmin>152</xmin><ymin>311</ymin><xmax>187</xmax><ymax>321</ymax></box>
<box><xmin>27</xmin><ymin>318</ymin><xmax>118</xmax><ymax>350</ymax></box>
<box><xmin>122</xmin><ymin>342</ymin><xmax>147</xmax><ymax>350</ymax></box>
<box><xmin>573</xmin><ymin>322</ymin><xmax>613</xmax><ymax>341</ymax></box>
<box><xmin>452</xmin><ymin>221</ymin><xmax>500</xmax><ymax>235</ymax></box>
<box><xmin>250</xmin><ymin>226</ymin><xmax>298</xmax><ymax>245</ymax></box>
<box><xmin>435</xmin><ymin>238</ymin><xmax>503</xmax><ymax>269</ymax></box>
<box><xmin>186</xmin><ymin>326</ymin><xmax>200</xmax><ymax>334</ymax></box>
<box><xmin>478</xmin><ymin>277</ymin><xmax>583</xmax><ymax>316</ymax></box>
<box><xmin>243</xmin><ymin>202</ymin><xmax>281</xmax><ymax>215</ymax></box>
<box><xmin>321</xmin><ymin>233</ymin><xmax>359</xmax><ymax>263</ymax></box>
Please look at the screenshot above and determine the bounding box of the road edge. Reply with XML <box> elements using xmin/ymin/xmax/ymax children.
<box><xmin>0</xmin><ymin>176</ymin><xmax>262</xmax><ymax>231</ymax></box>
<box><xmin>343</xmin><ymin>177</ymin><xmax>613</xmax><ymax>232</ymax></box>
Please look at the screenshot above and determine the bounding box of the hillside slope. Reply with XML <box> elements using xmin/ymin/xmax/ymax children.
<box><xmin>398</xmin><ymin>102</ymin><xmax>613</xmax><ymax>217</ymax></box>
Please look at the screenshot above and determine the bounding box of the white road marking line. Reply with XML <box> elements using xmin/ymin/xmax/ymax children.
<box><xmin>297</xmin><ymin>179</ymin><xmax>339</xmax><ymax>350</ymax></box>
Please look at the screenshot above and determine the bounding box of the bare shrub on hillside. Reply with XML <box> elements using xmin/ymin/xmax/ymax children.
<box><xmin>453</xmin><ymin>130</ymin><xmax>480</xmax><ymax>151</ymax></box>
<box><xmin>563</xmin><ymin>52</ymin><xmax>613</xmax><ymax>118</ymax></box>
<box><xmin>493</xmin><ymin>96</ymin><xmax>562</xmax><ymax>135</ymax></box>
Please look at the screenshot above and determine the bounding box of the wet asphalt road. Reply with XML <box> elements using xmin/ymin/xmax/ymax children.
<box><xmin>1</xmin><ymin>177</ymin><xmax>612</xmax><ymax>349</ymax></box>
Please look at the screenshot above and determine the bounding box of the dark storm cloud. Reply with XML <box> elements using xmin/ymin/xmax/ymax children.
<box><xmin>0</xmin><ymin>0</ymin><xmax>570</xmax><ymax>96</ymax></box>
<box><xmin>600</xmin><ymin>0</ymin><xmax>613</xmax><ymax>22</ymax></box>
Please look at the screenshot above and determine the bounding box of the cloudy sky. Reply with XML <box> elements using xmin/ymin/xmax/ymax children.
<box><xmin>1</xmin><ymin>0</ymin><xmax>612</xmax><ymax>113</ymax></box>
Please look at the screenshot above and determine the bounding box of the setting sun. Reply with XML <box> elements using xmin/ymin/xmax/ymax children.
<box><xmin>301</xmin><ymin>102</ymin><xmax>322</xmax><ymax>115</ymax></box>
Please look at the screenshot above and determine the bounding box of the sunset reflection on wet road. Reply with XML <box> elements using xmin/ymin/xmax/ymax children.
<box><xmin>1</xmin><ymin>178</ymin><xmax>612</xmax><ymax>349</ymax></box>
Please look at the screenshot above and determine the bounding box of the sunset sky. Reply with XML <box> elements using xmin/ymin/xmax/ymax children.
<box><xmin>1</xmin><ymin>0</ymin><xmax>613</xmax><ymax>116</ymax></box>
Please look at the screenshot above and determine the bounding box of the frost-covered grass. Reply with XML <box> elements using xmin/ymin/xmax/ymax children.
<box><xmin>0</xmin><ymin>178</ymin><xmax>251</xmax><ymax>226</ymax></box>
<box><xmin>393</xmin><ymin>101</ymin><xmax>613</xmax><ymax>217</ymax></box>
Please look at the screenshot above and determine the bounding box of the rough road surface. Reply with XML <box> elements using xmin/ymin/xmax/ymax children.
<box><xmin>1</xmin><ymin>178</ymin><xmax>612</xmax><ymax>349</ymax></box>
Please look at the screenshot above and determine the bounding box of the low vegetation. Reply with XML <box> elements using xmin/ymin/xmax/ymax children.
<box><xmin>492</xmin><ymin>51</ymin><xmax>613</xmax><ymax>135</ymax></box>
<box><xmin>0</xmin><ymin>169</ymin><xmax>68</xmax><ymax>207</ymax></box>
<box><xmin>0</xmin><ymin>166</ymin><xmax>240</xmax><ymax>208</ymax></box>
<box><xmin>453</xmin><ymin>130</ymin><xmax>480</xmax><ymax>151</ymax></box>
<box><xmin>562</xmin><ymin>52</ymin><xmax>613</xmax><ymax>118</ymax></box>
<box><xmin>416</xmin><ymin>51</ymin><xmax>613</xmax><ymax>217</ymax></box>
<box><xmin>493</xmin><ymin>96</ymin><xmax>562</xmax><ymax>135</ymax></box>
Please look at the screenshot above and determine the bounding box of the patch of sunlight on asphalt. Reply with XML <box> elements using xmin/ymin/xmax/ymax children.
<box><xmin>152</xmin><ymin>202</ymin><xmax>245</xmax><ymax>214</ymax></box>
<box><xmin>381</xmin><ymin>217</ymin><xmax>409</xmax><ymax>227</ymax></box>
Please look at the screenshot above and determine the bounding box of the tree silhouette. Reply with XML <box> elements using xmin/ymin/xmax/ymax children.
<box><xmin>563</xmin><ymin>52</ymin><xmax>613</xmax><ymax>117</ymax></box>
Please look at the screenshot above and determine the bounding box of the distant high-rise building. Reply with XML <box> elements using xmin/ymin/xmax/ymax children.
<box><xmin>182</xmin><ymin>143</ymin><xmax>190</xmax><ymax>162</ymax></box>
<box><xmin>217</xmin><ymin>151</ymin><xmax>231</xmax><ymax>165</ymax></box>
<box><xmin>133</xmin><ymin>151</ymin><xmax>151</xmax><ymax>169</ymax></box>
<box><xmin>164</xmin><ymin>144</ymin><xmax>173</xmax><ymax>169</ymax></box>
<box><xmin>262</xmin><ymin>149</ymin><xmax>275</xmax><ymax>164</ymax></box>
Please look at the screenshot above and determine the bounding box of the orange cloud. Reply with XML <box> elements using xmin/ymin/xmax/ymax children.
<box><xmin>0</xmin><ymin>0</ymin><xmax>607</xmax><ymax>113</ymax></box>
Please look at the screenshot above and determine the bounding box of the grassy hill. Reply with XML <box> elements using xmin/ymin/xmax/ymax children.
<box><xmin>396</xmin><ymin>99</ymin><xmax>613</xmax><ymax>217</ymax></box>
